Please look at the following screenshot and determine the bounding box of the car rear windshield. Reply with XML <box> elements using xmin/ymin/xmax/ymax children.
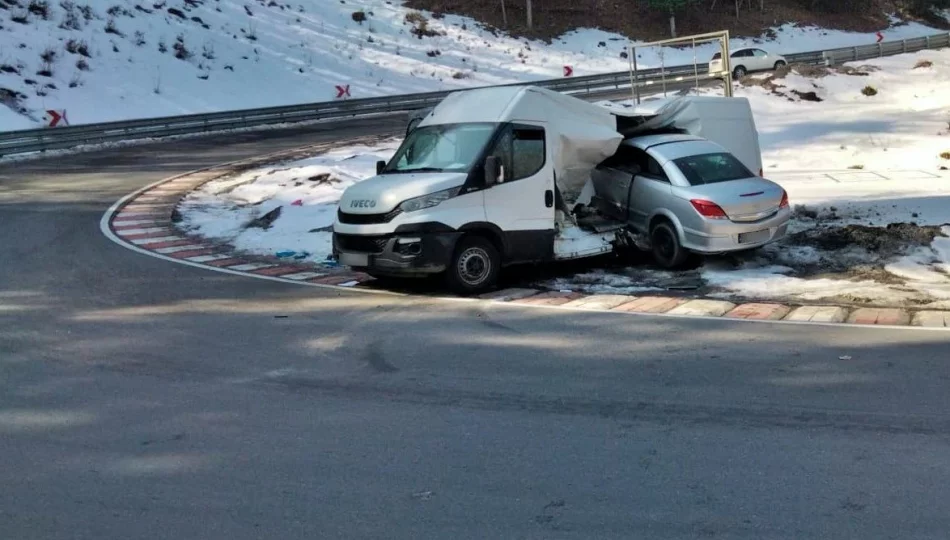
<box><xmin>711</xmin><ymin>52</ymin><xmax>722</xmax><ymax>60</ymax></box>
<box><xmin>673</xmin><ymin>152</ymin><xmax>754</xmax><ymax>186</ymax></box>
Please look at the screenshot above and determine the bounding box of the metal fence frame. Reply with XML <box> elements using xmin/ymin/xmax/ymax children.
<box><xmin>1</xmin><ymin>32</ymin><xmax>947</xmax><ymax>157</ymax></box>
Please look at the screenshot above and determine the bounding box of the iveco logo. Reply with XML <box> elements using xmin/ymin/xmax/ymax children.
<box><xmin>350</xmin><ymin>199</ymin><xmax>377</xmax><ymax>208</ymax></box>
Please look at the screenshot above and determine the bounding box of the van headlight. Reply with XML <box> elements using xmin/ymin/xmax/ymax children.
<box><xmin>397</xmin><ymin>187</ymin><xmax>461</xmax><ymax>213</ymax></box>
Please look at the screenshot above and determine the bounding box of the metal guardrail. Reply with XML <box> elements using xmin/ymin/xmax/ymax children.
<box><xmin>1</xmin><ymin>32</ymin><xmax>948</xmax><ymax>157</ymax></box>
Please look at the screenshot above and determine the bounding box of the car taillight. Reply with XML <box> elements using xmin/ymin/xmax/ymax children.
<box><xmin>779</xmin><ymin>190</ymin><xmax>789</xmax><ymax>209</ymax></box>
<box><xmin>690</xmin><ymin>199</ymin><xmax>728</xmax><ymax>219</ymax></box>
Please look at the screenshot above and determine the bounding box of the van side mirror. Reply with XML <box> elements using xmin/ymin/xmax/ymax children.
<box><xmin>376</xmin><ymin>160</ymin><xmax>386</xmax><ymax>175</ymax></box>
<box><xmin>484</xmin><ymin>156</ymin><xmax>502</xmax><ymax>186</ymax></box>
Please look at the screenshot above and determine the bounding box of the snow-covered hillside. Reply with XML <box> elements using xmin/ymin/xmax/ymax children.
<box><xmin>0</xmin><ymin>0</ymin><xmax>944</xmax><ymax>130</ymax></box>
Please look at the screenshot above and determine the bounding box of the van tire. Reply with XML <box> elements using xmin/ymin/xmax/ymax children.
<box><xmin>650</xmin><ymin>221</ymin><xmax>689</xmax><ymax>269</ymax></box>
<box><xmin>445</xmin><ymin>235</ymin><xmax>500</xmax><ymax>295</ymax></box>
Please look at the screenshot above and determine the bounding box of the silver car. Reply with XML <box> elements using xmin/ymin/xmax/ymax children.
<box><xmin>590</xmin><ymin>134</ymin><xmax>790</xmax><ymax>268</ymax></box>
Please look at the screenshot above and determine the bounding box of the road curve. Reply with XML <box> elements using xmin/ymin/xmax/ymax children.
<box><xmin>3</xmin><ymin>121</ymin><xmax>950</xmax><ymax>539</ymax></box>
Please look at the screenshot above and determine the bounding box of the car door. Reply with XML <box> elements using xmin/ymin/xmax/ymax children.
<box><xmin>482</xmin><ymin>123</ymin><xmax>555</xmax><ymax>262</ymax></box>
<box><xmin>628</xmin><ymin>148</ymin><xmax>673</xmax><ymax>233</ymax></box>
<box><xmin>751</xmin><ymin>49</ymin><xmax>770</xmax><ymax>71</ymax></box>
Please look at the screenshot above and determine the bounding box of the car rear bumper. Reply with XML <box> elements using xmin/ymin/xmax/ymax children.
<box><xmin>680</xmin><ymin>208</ymin><xmax>791</xmax><ymax>254</ymax></box>
<box><xmin>332</xmin><ymin>231</ymin><xmax>461</xmax><ymax>276</ymax></box>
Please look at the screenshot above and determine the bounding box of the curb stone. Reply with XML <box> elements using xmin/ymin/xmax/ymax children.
<box><xmin>104</xmin><ymin>143</ymin><xmax>950</xmax><ymax>330</ymax></box>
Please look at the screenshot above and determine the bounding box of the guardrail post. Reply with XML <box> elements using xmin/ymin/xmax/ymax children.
<box><xmin>902</xmin><ymin>39</ymin><xmax>906</xmax><ymax>54</ymax></box>
<box><xmin>878</xmin><ymin>42</ymin><xmax>883</xmax><ymax>57</ymax></box>
<box><xmin>926</xmin><ymin>35</ymin><xmax>931</xmax><ymax>49</ymax></box>
<box><xmin>852</xmin><ymin>47</ymin><xmax>857</xmax><ymax>62</ymax></box>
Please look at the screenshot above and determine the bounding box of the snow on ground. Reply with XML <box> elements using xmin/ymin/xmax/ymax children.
<box><xmin>180</xmin><ymin>139</ymin><xmax>400</xmax><ymax>264</ymax></box>
<box><xmin>180</xmin><ymin>48</ymin><xmax>950</xmax><ymax>307</ymax></box>
<box><xmin>0</xmin><ymin>0</ymin><xmax>945</xmax><ymax>129</ymax></box>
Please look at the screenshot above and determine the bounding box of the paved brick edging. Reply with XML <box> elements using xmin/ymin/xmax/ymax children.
<box><xmin>107</xmin><ymin>145</ymin><xmax>950</xmax><ymax>329</ymax></box>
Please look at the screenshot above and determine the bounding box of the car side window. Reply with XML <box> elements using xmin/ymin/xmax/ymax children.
<box><xmin>733</xmin><ymin>49</ymin><xmax>751</xmax><ymax>58</ymax></box>
<box><xmin>753</xmin><ymin>49</ymin><xmax>768</xmax><ymax>57</ymax></box>
<box><xmin>631</xmin><ymin>148</ymin><xmax>669</xmax><ymax>183</ymax></box>
<box><xmin>486</xmin><ymin>125</ymin><xmax>545</xmax><ymax>182</ymax></box>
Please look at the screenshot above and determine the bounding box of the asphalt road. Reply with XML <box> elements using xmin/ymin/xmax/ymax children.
<box><xmin>3</xmin><ymin>121</ymin><xmax>950</xmax><ymax>539</ymax></box>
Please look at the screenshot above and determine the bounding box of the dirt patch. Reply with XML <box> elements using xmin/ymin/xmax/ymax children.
<box><xmin>791</xmin><ymin>222</ymin><xmax>943</xmax><ymax>254</ymax></box>
<box><xmin>914</xmin><ymin>59</ymin><xmax>934</xmax><ymax>69</ymax></box>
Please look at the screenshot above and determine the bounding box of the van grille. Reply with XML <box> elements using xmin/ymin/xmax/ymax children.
<box><xmin>334</xmin><ymin>233</ymin><xmax>390</xmax><ymax>254</ymax></box>
<box><xmin>337</xmin><ymin>208</ymin><xmax>402</xmax><ymax>225</ymax></box>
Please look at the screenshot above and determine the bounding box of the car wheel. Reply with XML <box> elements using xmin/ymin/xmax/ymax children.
<box><xmin>445</xmin><ymin>235</ymin><xmax>500</xmax><ymax>295</ymax></box>
<box><xmin>774</xmin><ymin>60</ymin><xmax>787</xmax><ymax>70</ymax></box>
<box><xmin>650</xmin><ymin>221</ymin><xmax>689</xmax><ymax>269</ymax></box>
<box><xmin>732</xmin><ymin>65</ymin><xmax>747</xmax><ymax>79</ymax></box>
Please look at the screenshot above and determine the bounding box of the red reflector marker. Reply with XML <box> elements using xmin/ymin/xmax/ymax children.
<box><xmin>690</xmin><ymin>199</ymin><xmax>728</xmax><ymax>219</ymax></box>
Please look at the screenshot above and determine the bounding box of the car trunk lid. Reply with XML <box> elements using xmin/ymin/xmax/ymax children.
<box><xmin>685</xmin><ymin>178</ymin><xmax>783</xmax><ymax>222</ymax></box>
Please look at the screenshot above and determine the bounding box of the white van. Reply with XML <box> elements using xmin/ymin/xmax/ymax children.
<box><xmin>333</xmin><ymin>86</ymin><xmax>767</xmax><ymax>293</ymax></box>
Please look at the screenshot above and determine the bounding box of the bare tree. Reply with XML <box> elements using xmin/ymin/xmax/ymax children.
<box><xmin>526</xmin><ymin>0</ymin><xmax>533</xmax><ymax>30</ymax></box>
<box><xmin>500</xmin><ymin>0</ymin><xmax>507</xmax><ymax>26</ymax></box>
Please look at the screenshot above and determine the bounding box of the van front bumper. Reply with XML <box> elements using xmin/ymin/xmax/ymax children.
<box><xmin>332</xmin><ymin>231</ymin><xmax>462</xmax><ymax>276</ymax></box>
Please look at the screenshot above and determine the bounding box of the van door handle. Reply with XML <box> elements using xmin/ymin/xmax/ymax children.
<box><xmin>544</xmin><ymin>190</ymin><xmax>554</xmax><ymax>208</ymax></box>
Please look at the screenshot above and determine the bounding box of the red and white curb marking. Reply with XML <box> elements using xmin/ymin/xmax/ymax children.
<box><xmin>101</xmin><ymin>144</ymin><xmax>950</xmax><ymax>330</ymax></box>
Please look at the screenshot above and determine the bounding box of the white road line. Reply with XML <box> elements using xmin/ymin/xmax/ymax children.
<box><xmin>131</xmin><ymin>235</ymin><xmax>182</xmax><ymax>245</ymax></box>
<box><xmin>109</xmin><ymin>218</ymin><xmax>160</xmax><ymax>226</ymax></box>
<box><xmin>227</xmin><ymin>263</ymin><xmax>276</xmax><ymax>272</ymax></box>
<box><xmin>154</xmin><ymin>244</ymin><xmax>206</xmax><ymax>254</ymax></box>
<box><xmin>186</xmin><ymin>254</ymin><xmax>232</xmax><ymax>263</ymax></box>
<box><xmin>281</xmin><ymin>272</ymin><xmax>327</xmax><ymax>281</ymax></box>
<box><xmin>116</xmin><ymin>227</ymin><xmax>170</xmax><ymax>235</ymax></box>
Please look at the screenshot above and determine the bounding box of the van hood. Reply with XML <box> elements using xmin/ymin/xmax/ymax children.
<box><xmin>339</xmin><ymin>172</ymin><xmax>468</xmax><ymax>214</ymax></box>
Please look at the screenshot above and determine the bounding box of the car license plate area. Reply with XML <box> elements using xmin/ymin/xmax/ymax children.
<box><xmin>738</xmin><ymin>229</ymin><xmax>771</xmax><ymax>245</ymax></box>
<box><xmin>339</xmin><ymin>252</ymin><xmax>369</xmax><ymax>267</ymax></box>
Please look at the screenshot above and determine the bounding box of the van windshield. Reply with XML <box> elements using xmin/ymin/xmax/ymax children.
<box><xmin>384</xmin><ymin>123</ymin><xmax>498</xmax><ymax>174</ymax></box>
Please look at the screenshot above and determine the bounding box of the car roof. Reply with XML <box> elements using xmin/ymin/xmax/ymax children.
<box><xmin>621</xmin><ymin>133</ymin><xmax>704</xmax><ymax>150</ymax></box>
<box><xmin>625</xmin><ymin>135</ymin><xmax>731</xmax><ymax>163</ymax></box>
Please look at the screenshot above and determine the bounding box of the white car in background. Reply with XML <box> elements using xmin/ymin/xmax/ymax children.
<box><xmin>709</xmin><ymin>48</ymin><xmax>787</xmax><ymax>79</ymax></box>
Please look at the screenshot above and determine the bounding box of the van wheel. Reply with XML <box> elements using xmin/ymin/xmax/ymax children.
<box><xmin>446</xmin><ymin>236</ymin><xmax>500</xmax><ymax>295</ymax></box>
<box><xmin>733</xmin><ymin>65</ymin><xmax>747</xmax><ymax>79</ymax></box>
<box><xmin>651</xmin><ymin>221</ymin><xmax>689</xmax><ymax>269</ymax></box>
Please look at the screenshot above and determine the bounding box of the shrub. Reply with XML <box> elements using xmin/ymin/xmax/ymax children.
<box><xmin>173</xmin><ymin>35</ymin><xmax>191</xmax><ymax>60</ymax></box>
<box><xmin>75</xmin><ymin>57</ymin><xmax>88</xmax><ymax>70</ymax></box>
<box><xmin>40</xmin><ymin>46</ymin><xmax>56</xmax><ymax>63</ymax></box>
<box><xmin>11</xmin><ymin>10</ymin><xmax>29</xmax><ymax>23</ymax></box>
<box><xmin>27</xmin><ymin>0</ymin><xmax>48</xmax><ymax>18</ymax></box>
<box><xmin>65</xmin><ymin>38</ymin><xmax>90</xmax><ymax>56</ymax></box>
<box><xmin>104</xmin><ymin>17</ymin><xmax>123</xmax><ymax>35</ymax></box>
<box><xmin>60</xmin><ymin>6</ymin><xmax>81</xmax><ymax>29</ymax></box>
<box><xmin>861</xmin><ymin>85</ymin><xmax>878</xmax><ymax>97</ymax></box>
<box><xmin>941</xmin><ymin>152</ymin><xmax>950</xmax><ymax>160</ymax></box>
<box><xmin>77</xmin><ymin>3</ymin><xmax>93</xmax><ymax>20</ymax></box>
<box><xmin>914</xmin><ymin>59</ymin><xmax>933</xmax><ymax>69</ymax></box>
<box><xmin>157</xmin><ymin>39</ymin><xmax>167</xmax><ymax>53</ymax></box>
<box><xmin>848</xmin><ymin>164</ymin><xmax>865</xmax><ymax>170</ymax></box>
<box><xmin>134</xmin><ymin>30</ymin><xmax>145</xmax><ymax>46</ymax></box>
<box><xmin>405</xmin><ymin>11</ymin><xmax>425</xmax><ymax>25</ymax></box>
<box><xmin>351</xmin><ymin>10</ymin><xmax>365</xmax><ymax>23</ymax></box>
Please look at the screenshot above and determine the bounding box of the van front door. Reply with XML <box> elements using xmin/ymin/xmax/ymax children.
<box><xmin>482</xmin><ymin>123</ymin><xmax>555</xmax><ymax>263</ymax></box>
